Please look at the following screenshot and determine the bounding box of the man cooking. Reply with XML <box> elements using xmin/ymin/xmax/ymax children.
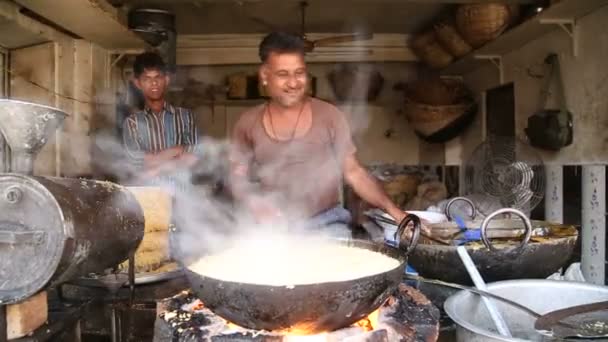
<box><xmin>229</xmin><ymin>31</ymin><xmax>413</xmax><ymax>233</ymax></box>
<box><xmin>122</xmin><ymin>52</ymin><xmax>199</xmax><ymax>193</ymax></box>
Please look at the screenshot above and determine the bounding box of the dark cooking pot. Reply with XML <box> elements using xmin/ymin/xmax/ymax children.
<box><xmin>408</xmin><ymin>200</ymin><xmax>578</xmax><ymax>285</ymax></box>
<box><xmin>184</xmin><ymin>215</ymin><xmax>421</xmax><ymax>333</ymax></box>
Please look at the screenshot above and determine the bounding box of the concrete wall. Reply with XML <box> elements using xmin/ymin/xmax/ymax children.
<box><xmin>450</xmin><ymin>5</ymin><xmax>608</xmax><ymax>166</ymax></box>
<box><xmin>172</xmin><ymin>62</ymin><xmax>425</xmax><ymax>165</ymax></box>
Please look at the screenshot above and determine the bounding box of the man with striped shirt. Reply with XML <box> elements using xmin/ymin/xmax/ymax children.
<box><xmin>122</xmin><ymin>52</ymin><xmax>199</xmax><ymax>194</ymax></box>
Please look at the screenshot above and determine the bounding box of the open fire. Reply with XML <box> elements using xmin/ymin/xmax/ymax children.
<box><xmin>155</xmin><ymin>284</ymin><xmax>440</xmax><ymax>342</ymax></box>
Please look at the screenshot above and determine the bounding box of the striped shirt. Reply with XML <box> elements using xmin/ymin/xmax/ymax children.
<box><xmin>122</xmin><ymin>102</ymin><xmax>200</xmax><ymax>194</ymax></box>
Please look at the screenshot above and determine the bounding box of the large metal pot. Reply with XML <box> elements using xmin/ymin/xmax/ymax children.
<box><xmin>408</xmin><ymin>199</ymin><xmax>578</xmax><ymax>285</ymax></box>
<box><xmin>184</xmin><ymin>215</ymin><xmax>421</xmax><ymax>333</ymax></box>
<box><xmin>444</xmin><ymin>279</ymin><xmax>608</xmax><ymax>341</ymax></box>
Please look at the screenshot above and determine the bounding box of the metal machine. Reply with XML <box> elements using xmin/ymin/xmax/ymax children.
<box><xmin>0</xmin><ymin>100</ymin><xmax>145</xmax><ymax>341</ymax></box>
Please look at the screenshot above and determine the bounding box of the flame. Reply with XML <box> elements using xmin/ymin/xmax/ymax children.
<box><xmin>283</xmin><ymin>333</ymin><xmax>329</xmax><ymax>342</ymax></box>
<box><xmin>354</xmin><ymin>308</ymin><xmax>380</xmax><ymax>331</ymax></box>
<box><xmin>223</xmin><ymin>308</ymin><xmax>380</xmax><ymax>340</ymax></box>
<box><xmin>226</xmin><ymin>322</ymin><xmax>240</xmax><ymax>330</ymax></box>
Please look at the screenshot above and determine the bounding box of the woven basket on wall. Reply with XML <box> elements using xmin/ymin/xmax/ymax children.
<box><xmin>404</xmin><ymin>98</ymin><xmax>474</xmax><ymax>137</ymax></box>
<box><xmin>411</xmin><ymin>31</ymin><xmax>454</xmax><ymax>69</ymax></box>
<box><xmin>327</xmin><ymin>64</ymin><xmax>384</xmax><ymax>102</ymax></box>
<box><xmin>434</xmin><ymin>21</ymin><xmax>472</xmax><ymax>57</ymax></box>
<box><xmin>406</xmin><ymin>78</ymin><xmax>470</xmax><ymax>106</ymax></box>
<box><xmin>455</xmin><ymin>3</ymin><xmax>513</xmax><ymax>48</ymax></box>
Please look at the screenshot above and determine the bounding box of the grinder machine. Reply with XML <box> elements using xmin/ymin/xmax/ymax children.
<box><xmin>0</xmin><ymin>99</ymin><xmax>145</xmax><ymax>341</ymax></box>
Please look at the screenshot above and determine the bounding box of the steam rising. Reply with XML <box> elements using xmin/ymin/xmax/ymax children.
<box><xmin>92</xmin><ymin>131</ymin><xmax>355</xmax><ymax>265</ymax></box>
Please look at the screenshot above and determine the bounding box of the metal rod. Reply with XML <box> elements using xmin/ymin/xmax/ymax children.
<box><xmin>582</xmin><ymin>165</ymin><xmax>606</xmax><ymax>285</ymax></box>
<box><xmin>128</xmin><ymin>254</ymin><xmax>135</xmax><ymax>306</ymax></box>
<box><xmin>406</xmin><ymin>275</ymin><xmax>541</xmax><ymax>318</ymax></box>
<box><xmin>111</xmin><ymin>307</ymin><xmax>117</xmax><ymax>342</ymax></box>
<box><xmin>545</xmin><ymin>165</ymin><xmax>563</xmax><ymax>223</ymax></box>
<box><xmin>457</xmin><ymin>246</ymin><xmax>513</xmax><ymax>337</ymax></box>
<box><xmin>0</xmin><ymin>134</ymin><xmax>6</xmax><ymax>173</ymax></box>
<box><xmin>0</xmin><ymin>305</ymin><xmax>7</xmax><ymax>342</ymax></box>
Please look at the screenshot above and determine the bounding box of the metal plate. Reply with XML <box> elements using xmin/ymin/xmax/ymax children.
<box><xmin>130</xmin><ymin>267</ymin><xmax>185</xmax><ymax>285</ymax></box>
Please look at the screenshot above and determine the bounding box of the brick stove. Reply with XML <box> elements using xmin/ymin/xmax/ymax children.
<box><xmin>153</xmin><ymin>284</ymin><xmax>439</xmax><ymax>342</ymax></box>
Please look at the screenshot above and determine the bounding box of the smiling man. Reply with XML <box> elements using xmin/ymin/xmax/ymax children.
<box><xmin>122</xmin><ymin>52</ymin><xmax>199</xmax><ymax>193</ymax></box>
<box><xmin>229</xmin><ymin>32</ymin><xmax>410</xmax><ymax>232</ymax></box>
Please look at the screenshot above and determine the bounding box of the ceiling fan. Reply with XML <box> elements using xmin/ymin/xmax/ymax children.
<box><xmin>242</xmin><ymin>1</ymin><xmax>373</xmax><ymax>53</ymax></box>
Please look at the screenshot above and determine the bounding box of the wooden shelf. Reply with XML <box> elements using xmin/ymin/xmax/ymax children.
<box><xmin>441</xmin><ymin>0</ymin><xmax>608</xmax><ymax>75</ymax></box>
<box><xmin>191</xmin><ymin>99</ymin><xmax>399</xmax><ymax>107</ymax></box>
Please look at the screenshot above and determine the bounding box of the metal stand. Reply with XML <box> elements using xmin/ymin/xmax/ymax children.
<box><xmin>539</xmin><ymin>18</ymin><xmax>578</xmax><ymax>57</ymax></box>
<box><xmin>475</xmin><ymin>55</ymin><xmax>504</xmax><ymax>84</ymax></box>
<box><xmin>0</xmin><ymin>305</ymin><xmax>7</xmax><ymax>342</ymax></box>
<box><xmin>128</xmin><ymin>254</ymin><xmax>135</xmax><ymax>306</ymax></box>
<box><xmin>582</xmin><ymin>165</ymin><xmax>606</xmax><ymax>285</ymax></box>
<box><xmin>545</xmin><ymin>165</ymin><xmax>564</xmax><ymax>223</ymax></box>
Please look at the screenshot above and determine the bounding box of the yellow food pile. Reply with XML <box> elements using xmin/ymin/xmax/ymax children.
<box><xmin>121</xmin><ymin>187</ymin><xmax>174</xmax><ymax>273</ymax></box>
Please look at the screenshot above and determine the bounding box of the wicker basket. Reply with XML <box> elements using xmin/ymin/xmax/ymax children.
<box><xmin>455</xmin><ymin>3</ymin><xmax>513</xmax><ymax>48</ymax></box>
<box><xmin>327</xmin><ymin>64</ymin><xmax>384</xmax><ymax>102</ymax></box>
<box><xmin>411</xmin><ymin>31</ymin><xmax>454</xmax><ymax>69</ymax></box>
<box><xmin>405</xmin><ymin>98</ymin><xmax>474</xmax><ymax>137</ymax></box>
<box><xmin>434</xmin><ymin>21</ymin><xmax>472</xmax><ymax>57</ymax></box>
<box><xmin>406</xmin><ymin>78</ymin><xmax>470</xmax><ymax>106</ymax></box>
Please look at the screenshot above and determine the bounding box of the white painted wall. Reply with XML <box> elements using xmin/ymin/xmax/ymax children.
<box><xmin>452</xmin><ymin>5</ymin><xmax>608</xmax><ymax>166</ymax></box>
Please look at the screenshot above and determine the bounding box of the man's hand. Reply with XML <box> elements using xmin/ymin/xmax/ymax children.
<box><xmin>247</xmin><ymin>197</ymin><xmax>286</xmax><ymax>226</ymax></box>
<box><xmin>387</xmin><ymin>206</ymin><xmax>431</xmax><ymax>239</ymax></box>
<box><xmin>140</xmin><ymin>146</ymin><xmax>197</xmax><ymax>179</ymax></box>
<box><xmin>144</xmin><ymin>146</ymin><xmax>184</xmax><ymax>169</ymax></box>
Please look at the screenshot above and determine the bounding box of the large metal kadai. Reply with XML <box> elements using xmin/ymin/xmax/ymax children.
<box><xmin>0</xmin><ymin>174</ymin><xmax>145</xmax><ymax>304</ymax></box>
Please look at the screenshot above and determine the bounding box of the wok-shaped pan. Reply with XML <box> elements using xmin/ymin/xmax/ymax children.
<box><xmin>184</xmin><ymin>215</ymin><xmax>421</xmax><ymax>333</ymax></box>
<box><xmin>408</xmin><ymin>200</ymin><xmax>578</xmax><ymax>285</ymax></box>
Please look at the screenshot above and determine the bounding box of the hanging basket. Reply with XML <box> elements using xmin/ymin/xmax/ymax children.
<box><xmin>406</xmin><ymin>77</ymin><xmax>470</xmax><ymax>106</ymax></box>
<box><xmin>411</xmin><ymin>31</ymin><xmax>454</xmax><ymax>69</ymax></box>
<box><xmin>327</xmin><ymin>64</ymin><xmax>384</xmax><ymax>102</ymax></box>
<box><xmin>404</xmin><ymin>98</ymin><xmax>476</xmax><ymax>142</ymax></box>
<box><xmin>455</xmin><ymin>3</ymin><xmax>513</xmax><ymax>48</ymax></box>
<box><xmin>434</xmin><ymin>21</ymin><xmax>473</xmax><ymax>58</ymax></box>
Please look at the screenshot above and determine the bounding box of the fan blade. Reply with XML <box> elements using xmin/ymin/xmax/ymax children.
<box><xmin>312</xmin><ymin>33</ymin><xmax>373</xmax><ymax>47</ymax></box>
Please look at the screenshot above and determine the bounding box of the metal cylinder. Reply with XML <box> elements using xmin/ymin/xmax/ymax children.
<box><xmin>9</xmin><ymin>151</ymin><xmax>33</xmax><ymax>175</ymax></box>
<box><xmin>0</xmin><ymin>174</ymin><xmax>145</xmax><ymax>304</ymax></box>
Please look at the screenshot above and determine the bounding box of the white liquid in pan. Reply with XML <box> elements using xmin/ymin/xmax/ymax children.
<box><xmin>189</xmin><ymin>239</ymin><xmax>400</xmax><ymax>286</ymax></box>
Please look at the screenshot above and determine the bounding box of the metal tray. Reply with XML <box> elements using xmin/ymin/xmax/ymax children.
<box><xmin>128</xmin><ymin>267</ymin><xmax>185</xmax><ymax>285</ymax></box>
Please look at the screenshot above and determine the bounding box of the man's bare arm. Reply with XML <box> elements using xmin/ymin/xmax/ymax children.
<box><xmin>342</xmin><ymin>154</ymin><xmax>406</xmax><ymax>223</ymax></box>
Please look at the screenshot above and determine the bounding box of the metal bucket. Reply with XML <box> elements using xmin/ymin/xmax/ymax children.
<box><xmin>444</xmin><ymin>279</ymin><xmax>608</xmax><ymax>341</ymax></box>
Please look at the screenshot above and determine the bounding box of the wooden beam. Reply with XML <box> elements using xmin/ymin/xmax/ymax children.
<box><xmin>0</xmin><ymin>1</ymin><xmax>72</xmax><ymax>48</ymax></box>
<box><xmin>127</xmin><ymin>0</ymin><xmax>535</xmax><ymax>3</ymax></box>
<box><xmin>176</xmin><ymin>33</ymin><xmax>417</xmax><ymax>65</ymax></box>
<box><xmin>14</xmin><ymin>0</ymin><xmax>148</xmax><ymax>50</ymax></box>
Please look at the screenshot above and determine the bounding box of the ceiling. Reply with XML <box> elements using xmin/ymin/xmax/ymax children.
<box><xmin>106</xmin><ymin>0</ymin><xmax>457</xmax><ymax>35</ymax></box>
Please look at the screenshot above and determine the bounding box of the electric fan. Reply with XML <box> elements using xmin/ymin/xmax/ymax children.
<box><xmin>464</xmin><ymin>136</ymin><xmax>545</xmax><ymax>216</ymax></box>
